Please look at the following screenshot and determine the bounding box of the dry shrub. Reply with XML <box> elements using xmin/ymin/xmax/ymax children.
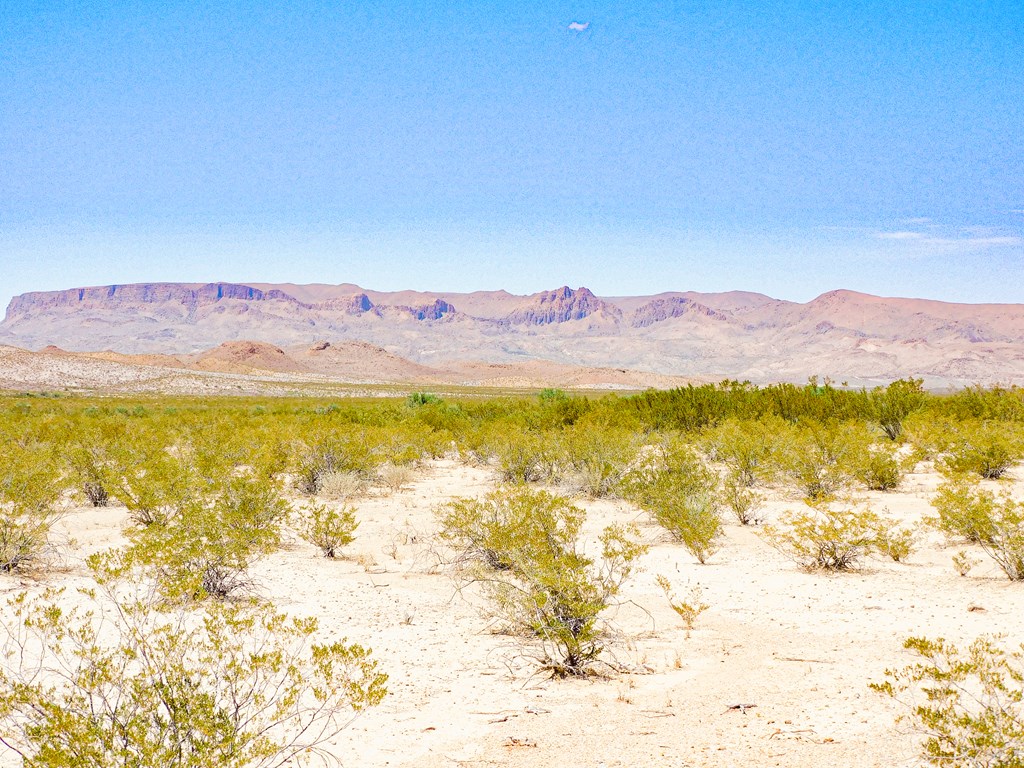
<box><xmin>376</xmin><ymin>462</ymin><xmax>416</xmax><ymax>494</ymax></box>
<box><xmin>317</xmin><ymin>470</ymin><xmax>368</xmax><ymax>501</ymax></box>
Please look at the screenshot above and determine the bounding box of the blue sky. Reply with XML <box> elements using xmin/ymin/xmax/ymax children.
<box><xmin>1</xmin><ymin>1</ymin><xmax>1022</xmax><ymax>310</ymax></box>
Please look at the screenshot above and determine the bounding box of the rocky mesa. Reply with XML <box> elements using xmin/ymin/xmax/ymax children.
<box><xmin>4</xmin><ymin>282</ymin><xmax>1024</xmax><ymax>387</ymax></box>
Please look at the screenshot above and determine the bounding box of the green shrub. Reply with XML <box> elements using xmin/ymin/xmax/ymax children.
<box><xmin>762</xmin><ymin>503</ymin><xmax>887</xmax><ymax>571</ymax></box>
<box><xmin>722</xmin><ymin>471</ymin><xmax>763</xmax><ymax>525</ymax></box>
<box><xmin>437</xmin><ymin>486</ymin><xmax>647</xmax><ymax>676</ymax></box>
<box><xmin>854</xmin><ymin>446</ymin><xmax>904</xmax><ymax>491</ymax></box>
<box><xmin>776</xmin><ymin>421</ymin><xmax>866</xmax><ymax>500</ymax></box>
<box><xmin>867</xmin><ymin>378</ymin><xmax>926</xmax><ymax>441</ymax></box>
<box><xmin>871</xmin><ymin>635</ymin><xmax>1024</xmax><ymax>767</ymax></box>
<box><xmin>488</xmin><ymin>428</ymin><xmax>558</xmax><ymax>484</ymax></box>
<box><xmin>436</xmin><ymin>486</ymin><xmax>562</xmax><ymax>572</ymax></box>
<box><xmin>558</xmin><ymin>424</ymin><xmax>641</xmax><ymax>498</ymax></box>
<box><xmin>703</xmin><ymin>416</ymin><xmax>785</xmax><ymax>486</ymax></box>
<box><xmin>0</xmin><ymin>584</ymin><xmax>387</xmax><ymax>767</ymax></box>
<box><xmin>299</xmin><ymin>503</ymin><xmax>358</xmax><ymax>558</ymax></box>
<box><xmin>100</xmin><ymin>438</ymin><xmax>200</xmax><ymax>527</ymax></box>
<box><xmin>939</xmin><ymin>420</ymin><xmax>1024</xmax><ymax>479</ymax></box>
<box><xmin>407</xmin><ymin>391</ymin><xmax>442</xmax><ymax>406</ymax></box>
<box><xmin>0</xmin><ymin>441</ymin><xmax>67</xmax><ymax>573</ymax></box>
<box><xmin>930</xmin><ymin>478</ymin><xmax>1000</xmax><ymax>544</ymax></box>
<box><xmin>929</xmin><ymin>480</ymin><xmax>1024</xmax><ymax>580</ymax></box>
<box><xmin>874</xmin><ymin>520</ymin><xmax>918</xmax><ymax>562</ymax></box>
<box><xmin>105</xmin><ymin>474</ymin><xmax>290</xmax><ymax>601</ymax></box>
<box><xmin>623</xmin><ymin>440</ymin><xmax>722</xmax><ymax>563</ymax></box>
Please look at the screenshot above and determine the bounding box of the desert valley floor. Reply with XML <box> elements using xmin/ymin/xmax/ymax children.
<box><xmin>5</xmin><ymin>453</ymin><xmax>1023</xmax><ymax>768</ymax></box>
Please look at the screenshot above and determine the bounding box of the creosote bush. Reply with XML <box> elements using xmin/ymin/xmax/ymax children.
<box><xmin>702</xmin><ymin>416</ymin><xmax>785</xmax><ymax>486</ymax></box>
<box><xmin>867</xmin><ymin>378</ymin><xmax>927</xmax><ymax>441</ymax></box>
<box><xmin>762</xmin><ymin>502</ymin><xmax>909</xmax><ymax>571</ymax></box>
<box><xmin>0</xmin><ymin>582</ymin><xmax>387</xmax><ymax>768</ymax></box>
<box><xmin>854</xmin><ymin>446</ymin><xmax>904</xmax><ymax>491</ymax></box>
<box><xmin>294</xmin><ymin>435</ymin><xmax>381</xmax><ymax>496</ymax></box>
<box><xmin>871</xmin><ymin>635</ymin><xmax>1024</xmax><ymax>767</ymax></box>
<box><xmin>487</xmin><ymin>428</ymin><xmax>558</xmax><ymax>484</ymax></box>
<box><xmin>776</xmin><ymin>422</ymin><xmax>866</xmax><ymax>501</ymax></box>
<box><xmin>623</xmin><ymin>440</ymin><xmax>722</xmax><ymax>563</ymax></box>
<box><xmin>557</xmin><ymin>423</ymin><xmax>641</xmax><ymax>498</ymax></box>
<box><xmin>299</xmin><ymin>503</ymin><xmax>358</xmax><ymax>558</ymax></box>
<box><xmin>929</xmin><ymin>479</ymin><xmax>1024</xmax><ymax>580</ymax></box>
<box><xmin>930</xmin><ymin>478</ymin><xmax>1000</xmax><ymax>544</ymax></box>
<box><xmin>938</xmin><ymin>420</ymin><xmax>1024</xmax><ymax>480</ymax></box>
<box><xmin>723</xmin><ymin>472</ymin><xmax>762</xmax><ymax>525</ymax></box>
<box><xmin>102</xmin><ymin>474</ymin><xmax>290</xmax><ymax>601</ymax></box>
<box><xmin>436</xmin><ymin>486</ymin><xmax>647</xmax><ymax>676</ymax></box>
<box><xmin>0</xmin><ymin>441</ymin><xmax>68</xmax><ymax>573</ymax></box>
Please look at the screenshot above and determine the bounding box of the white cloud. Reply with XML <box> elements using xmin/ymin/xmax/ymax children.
<box><xmin>875</xmin><ymin>229</ymin><xmax>1022</xmax><ymax>251</ymax></box>
<box><xmin>900</xmin><ymin>217</ymin><xmax>932</xmax><ymax>225</ymax></box>
<box><xmin>964</xmin><ymin>236</ymin><xmax>1023</xmax><ymax>246</ymax></box>
<box><xmin>568</xmin><ymin>21</ymin><xmax>590</xmax><ymax>31</ymax></box>
<box><xmin>876</xmin><ymin>231</ymin><xmax>924</xmax><ymax>240</ymax></box>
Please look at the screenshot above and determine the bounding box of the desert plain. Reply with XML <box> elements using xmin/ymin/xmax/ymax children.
<box><xmin>2</xmin><ymin>404</ymin><xmax>1022</xmax><ymax>768</ymax></box>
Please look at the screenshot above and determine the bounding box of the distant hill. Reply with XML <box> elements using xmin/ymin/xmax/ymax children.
<box><xmin>4</xmin><ymin>282</ymin><xmax>1024</xmax><ymax>387</ymax></box>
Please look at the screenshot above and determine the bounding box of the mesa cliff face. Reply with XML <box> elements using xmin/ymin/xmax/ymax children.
<box><xmin>4</xmin><ymin>281</ymin><xmax>1024</xmax><ymax>387</ymax></box>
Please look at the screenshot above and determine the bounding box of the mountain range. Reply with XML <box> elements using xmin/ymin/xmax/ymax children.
<box><xmin>3</xmin><ymin>281</ymin><xmax>1024</xmax><ymax>387</ymax></box>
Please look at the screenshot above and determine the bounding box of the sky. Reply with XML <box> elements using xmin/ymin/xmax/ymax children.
<box><xmin>1</xmin><ymin>1</ymin><xmax>1022</xmax><ymax>311</ymax></box>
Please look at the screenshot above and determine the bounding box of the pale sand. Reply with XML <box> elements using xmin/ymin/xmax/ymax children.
<box><xmin>4</xmin><ymin>458</ymin><xmax>1023</xmax><ymax>768</ymax></box>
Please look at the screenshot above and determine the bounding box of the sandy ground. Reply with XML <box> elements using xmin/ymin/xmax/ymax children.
<box><xmin>3</xmin><ymin>458</ymin><xmax>1024</xmax><ymax>767</ymax></box>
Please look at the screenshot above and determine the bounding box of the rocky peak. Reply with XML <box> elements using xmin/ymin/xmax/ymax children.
<box><xmin>503</xmin><ymin>286</ymin><xmax>612</xmax><ymax>326</ymax></box>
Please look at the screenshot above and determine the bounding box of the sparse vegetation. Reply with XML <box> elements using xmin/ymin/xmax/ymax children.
<box><xmin>2</xmin><ymin>381</ymin><xmax>1024</xmax><ymax>762</ymax></box>
<box><xmin>761</xmin><ymin>502</ymin><xmax>901</xmax><ymax>571</ymax></box>
<box><xmin>929</xmin><ymin>479</ymin><xmax>1024</xmax><ymax>580</ymax></box>
<box><xmin>0</xmin><ymin>583</ymin><xmax>387</xmax><ymax>767</ymax></box>
<box><xmin>299</xmin><ymin>503</ymin><xmax>358</xmax><ymax>558</ymax></box>
<box><xmin>623</xmin><ymin>440</ymin><xmax>723</xmax><ymax>563</ymax></box>
<box><xmin>436</xmin><ymin>486</ymin><xmax>647</xmax><ymax>676</ymax></box>
<box><xmin>872</xmin><ymin>635</ymin><xmax>1024</xmax><ymax>767</ymax></box>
